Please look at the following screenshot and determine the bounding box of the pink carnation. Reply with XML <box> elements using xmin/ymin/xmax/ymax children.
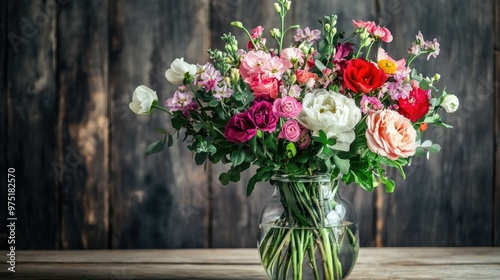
<box><xmin>273</xmin><ymin>96</ymin><xmax>302</xmax><ymax>118</ymax></box>
<box><xmin>365</xmin><ymin>110</ymin><xmax>416</xmax><ymax>160</ymax></box>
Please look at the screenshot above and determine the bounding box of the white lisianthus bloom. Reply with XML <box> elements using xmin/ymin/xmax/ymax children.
<box><xmin>129</xmin><ymin>85</ymin><xmax>158</xmax><ymax>115</ymax></box>
<box><xmin>298</xmin><ymin>89</ymin><xmax>361</xmax><ymax>151</ymax></box>
<box><xmin>165</xmin><ymin>57</ymin><xmax>197</xmax><ymax>84</ymax></box>
<box><xmin>440</xmin><ymin>94</ymin><xmax>459</xmax><ymax>113</ymax></box>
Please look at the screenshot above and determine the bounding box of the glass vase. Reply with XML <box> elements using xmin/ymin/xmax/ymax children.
<box><xmin>258</xmin><ymin>174</ymin><xmax>359</xmax><ymax>280</ymax></box>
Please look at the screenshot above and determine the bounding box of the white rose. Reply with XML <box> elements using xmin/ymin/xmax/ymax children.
<box><xmin>440</xmin><ymin>94</ymin><xmax>459</xmax><ymax>113</ymax></box>
<box><xmin>165</xmin><ymin>57</ymin><xmax>197</xmax><ymax>84</ymax></box>
<box><xmin>129</xmin><ymin>85</ymin><xmax>158</xmax><ymax>115</ymax></box>
<box><xmin>298</xmin><ymin>89</ymin><xmax>361</xmax><ymax>151</ymax></box>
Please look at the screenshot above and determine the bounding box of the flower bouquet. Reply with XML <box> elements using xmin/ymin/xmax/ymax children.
<box><xmin>129</xmin><ymin>0</ymin><xmax>458</xmax><ymax>279</ymax></box>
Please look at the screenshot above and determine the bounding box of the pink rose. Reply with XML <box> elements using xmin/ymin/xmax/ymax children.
<box><xmin>249</xmin><ymin>101</ymin><xmax>279</xmax><ymax>132</ymax></box>
<box><xmin>273</xmin><ymin>96</ymin><xmax>302</xmax><ymax>118</ymax></box>
<box><xmin>365</xmin><ymin>109</ymin><xmax>417</xmax><ymax>160</ymax></box>
<box><xmin>248</xmin><ymin>73</ymin><xmax>279</xmax><ymax>99</ymax></box>
<box><xmin>278</xmin><ymin>119</ymin><xmax>301</xmax><ymax>142</ymax></box>
<box><xmin>224</xmin><ymin>112</ymin><xmax>257</xmax><ymax>143</ymax></box>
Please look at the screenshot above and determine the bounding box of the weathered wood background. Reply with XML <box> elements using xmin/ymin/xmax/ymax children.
<box><xmin>0</xmin><ymin>0</ymin><xmax>498</xmax><ymax>249</ymax></box>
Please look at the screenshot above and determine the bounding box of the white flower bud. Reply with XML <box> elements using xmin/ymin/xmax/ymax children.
<box><xmin>129</xmin><ymin>85</ymin><xmax>158</xmax><ymax>115</ymax></box>
<box><xmin>440</xmin><ymin>94</ymin><xmax>459</xmax><ymax>113</ymax></box>
<box><xmin>274</xmin><ymin>3</ymin><xmax>281</xmax><ymax>13</ymax></box>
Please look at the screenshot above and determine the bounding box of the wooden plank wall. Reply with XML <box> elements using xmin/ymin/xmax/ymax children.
<box><xmin>0</xmin><ymin>0</ymin><xmax>497</xmax><ymax>249</ymax></box>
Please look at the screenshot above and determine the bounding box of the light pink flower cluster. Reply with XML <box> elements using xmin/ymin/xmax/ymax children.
<box><xmin>408</xmin><ymin>31</ymin><xmax>440</xmax><ymax>60</ymax></box>
<box><xmin>352</xmin><ymin>20</ymin><xmax>393</xmax><ymax>42</ymax></box>
<box><xmin>195</xmin><ymin>63</ymin><xmax>234</xmax><ymax>101</ymax></box>
<box><xmin>294</xmin><ymin>27</ymin><xmax>321</xmax><ymax>43</ymax></box>
<box><xmin>360</xmin><ymin>95</ymin><xmax>384</xmax><ymax>115</ymax></box>
<box><xmin>165</xmin><ymin>87</ymin><xmax>199</xmax><ymax>117</ymax></box>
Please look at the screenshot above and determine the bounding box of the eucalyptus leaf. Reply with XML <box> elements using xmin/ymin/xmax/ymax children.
<box><xmin>145</xmin><ymin>139</ymin><xmax>166</xmax><ymax>156</ymax></box>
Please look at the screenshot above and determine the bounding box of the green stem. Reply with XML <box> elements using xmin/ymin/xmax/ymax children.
<box><xmin>321</xmin><ymin>228</ymin><xmax>335</xmax><ymax>279</ymax></box>
<box><xmin>152</xmin><ymin>104</ymin><xmax>173</xmax><ymax>115</ymax></box>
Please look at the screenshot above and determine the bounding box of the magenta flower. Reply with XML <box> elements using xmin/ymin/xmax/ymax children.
<box><xmin>249</xmin><ymin>101</ymin><xmax>279</xmax><ymax>132</ymax></box>
<box><xmin>273</xmin><ymin>96</ymin><xmax>302</xmax><ymax>118</ymax></box>
<box><xmin>334</xmin><ymin>43</ymin><xmax>353</xmax><ymax>63</ymax></box>
<box><xmin>224</xmin><ymin>112</ymin><xmax>257</xmax><ymax>143</ymax></box>
<box><xmin>278</xmin><ymin>119</ymin><xmax>301</xmax><ymax>142</ymax></box>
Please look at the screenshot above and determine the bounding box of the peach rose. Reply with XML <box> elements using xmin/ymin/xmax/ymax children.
<box><xmin>365</xmin><ymin>110</ymin><xmax>416</xmax><ymax>160</ymax></box>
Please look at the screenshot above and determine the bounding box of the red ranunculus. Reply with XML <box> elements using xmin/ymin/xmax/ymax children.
<box><xmin>224</xmin><ymin>112</ymin><xmax>257</xmax><ymax>143</ymax></box>
<box><xmin>248</xmin><ymin>73</ymin><xmax>279</xmax><ymax>99</ymax></box>
<box><xmin>343</xmin><ymin>58</ymin><xmax>387</xmax><ymax>93</ymax></box>
<box><xmin>249</xmin><ymin>101</ymin><xmax>279</xmax><ymax>132</ymax></box>
<box><xmin>397</xmin><ymin>87</ymin><xmax>430</xmax><ymax>122</ymax></box>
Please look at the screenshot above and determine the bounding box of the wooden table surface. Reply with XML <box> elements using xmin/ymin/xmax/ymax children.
<box><xmin>0</xmin><ymin>248</ymin><xmax>499</xmax><ymax>279</ymax></box>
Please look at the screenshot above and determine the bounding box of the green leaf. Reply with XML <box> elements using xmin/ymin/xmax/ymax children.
<box><xmin>155</xmin><ymin>128</ymin><xmax>168</xmax><ymax>134</ymax></box>
<box><xmin>247</xmin><ymin>173</ymin><xmax>259</xmax><ymax>196</ymax></box>
<box><xmin>194</xmin><ymin>152</ymin><xmax>207</xmax><ymax>165</ymax></box>
<box><xmin>285</xmin><ymin>142</ymin><xmax>297</xmax><ymax>158</ymax></box>
<box><xmin>219</xmin><ymin>172</ymin><xmax>230</xmax><ymax>185</ymax></box>
<box><xmin>265</xmin><ymin>134</ymin><xmax>276</xmax><ymax>151</ymax></box>
<box><xmin>167</xmin><ymin>134</ymin><xmax>174</xmax><ymax>147</ymax></box>
<box><xmin>419</xmin><ymin>79</ymin><xmax>430</xmax><ymax>90</ymax></box>
<box><xmin>231</xmin><ymin>149</ymin><xmax>245</xmax><ymax>166</ymax></box>
<box><xmin>171</xmin><ymin>116</ymin><xmax>188</xmax><ymax>130</ymax></box>
<box><xmin>145</xmin><ymin>139</ymin><xmax>165</xmax><ymax>156</ymax></box>
<box><xmin>429</xmin><ymin>143</ymin><xmax>441</xmax><ymax>154</ymax></box>
<box><xmin>334</xmin><ymin>156</ymin><xmax>350</xmax><ymax>174</ymax></box>
<box><xmin>314</xmin><ymin>59</ymin><xmax>327</xmax><ymax>71</ymax></box>
<box><xmin>382</xmin><ymin>177</ymin><xmax>395</xmax><ymax>193</ymax></box>
<box><xmin>208</xmin><ymin>99</ymin><xmax>219</xmax><ymax>107</ymax></box>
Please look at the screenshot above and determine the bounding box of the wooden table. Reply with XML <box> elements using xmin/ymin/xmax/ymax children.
<box><xmin>0</xmin><ymin>248</ymin><xmax>499</xmax><ymax>279</ymax></box>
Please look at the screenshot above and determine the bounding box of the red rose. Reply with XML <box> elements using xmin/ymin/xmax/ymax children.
<box><xmin>248</xmin><ymin>74</ymin><xmax>279</xmax><ymax>99</ymax></box>
<box><xmin>343</xmin><ymin>58</ymin><xmax>387</xmax><ymax>93</ymax></box>
<box><xmin>224</xmin><ymin>112</ymin><xmax>257</xmax><ymax>143</ymax></box>
<box><xmin>398</xmin><ymin>87</ymin><xmax>430</xmax><ymax>122</ymax></box>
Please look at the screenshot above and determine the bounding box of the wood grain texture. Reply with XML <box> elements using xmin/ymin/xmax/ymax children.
<box><xmin>210</xmin><ymin>0</ymin><xmax>276</xmax><ymax>248</ymax></box>
<box><xmin>109</xmin><ymin>0</ymin><xmax>210</xmax><ymax>249</ymax></box>
<box><xmin>293</xmin><ymin>0</ymin><xmax>379</xmax><ymax>247</ymax></box>
<box><xmin>0</xmin><ymin>248</ymin><xmax>498</xmax><ymax>279</ymax></box>
<box><xmin>57</xmin><ymin>0</ymin><xmax>109</xmax><ymax>249</ymax></box>
<box><xmin>376</xmin><ymin>0</ymin><xmax>494</xmax><ymax>246</ymax></box>
<box><xmin>0</xmin><ymin>0</ymin><xmax>7</xmax><ymax>251</ymax></box>
<box><xmin>494</xmin><ymin>0</ymin><xmax>500</xmax><ymax>247</ymax></box>
<box><xmin>6</xmin><ymin>0</ymin><xmax>59</xmax><ymax>249</ymax></box>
